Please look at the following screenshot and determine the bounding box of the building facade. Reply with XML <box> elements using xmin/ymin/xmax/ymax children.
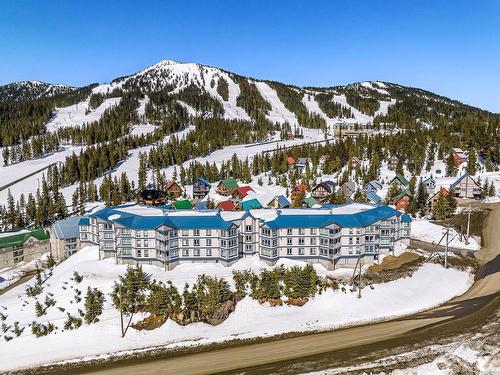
<box><xmin>80</xmin><ymin>203</ymin><xmax>411</xmax><ymax>270</ymax></box>
<box><xmin>50</xmin><ymin>216</ymin><xmax>82</xmax><ymax>260</ymax></box>
<box><xmin>0</xmin><ymin>229</ymin><xmax>50</xmax><ymax>268</ymax></box>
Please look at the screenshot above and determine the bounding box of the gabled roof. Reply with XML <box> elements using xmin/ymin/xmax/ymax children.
<box><xmin>240</xmin><ymin>198</ymin><xmax>263</xmax><ymax>211</ymax></box>
<box><xmin>296</xmin><ymin>157</ymin><xmax>311</xmax><ymax>165</ymax></box>
<box><xmin>273</xmin><ymin>195</ymin><xmax>290</xmax><ymax>207</ymax></box>
<box><xmin>342</xmin><ymin>181</ymin><xmax>356</xmax><ymax>191</ymax></box>
<box><xmin>140</xmin><ymin>189</ymin><xmax>166</xmax><ymax>200</ymax></box>
<box><xmin>391</xmin><ymin>174</ymin><xmax>409</xmax><ymax>187</ymax></box>
<box><xmin>166</xmin><ymin>181</ymin><xmax>181</xmax><ymax>190</ymax></box>
<box><xmin>195</xmin><ymin>176</ymin><xmax>211</xmax><ymax>188</ymax></box>
<box><xmin>292</xmin><ymin>183</ymin><xmax>308</xmax><ymax>192</ymax></box>
<box><xmin>422</xmin><ymin>176</ymin><xmax>436</xmax><ymax>185</ymax></box>
<box><xmin>450</xmin><ymin>173</ymin><xmax>479</xmax><ymax>189</ymax></box>
<box><xmin>216</xmin><ymin>200</ymin><xmax>236</xmax><ymax>211</ymax></box>
<box><xmin>235</xmin><ymin>186</ymin><xmax>254</xmax><ymax>197</ymax></box>
<box><xmin>313</xmin><ymin>180</ymin><xmax>335</xmax><ymax>193</ymax></box>
<box><xmin>193</xmin><ymin>201</ymin><xmax>208</xmax><ymax>210</ymax></box>
<box><xmin>428</xmin><ymin>187</ymin><xmax>449</xmax><ymax>201</ymax></box>
<box><xmin>0</xmin><ymin>229</ymin><xmax>49</xmax><ymax>250</ymax></box>
<box><xmin>393</xmin><ymin>189</ymin><xmax>411</xmax><ymax>201</ymax></box>
<box><xmin>303</xmin><ymin>196</ymin><xmax>318</xmax><ymax>208</ymax></box>
<box><xmin>365</xmin><ymin>180</ymin><xmax>382</xmax><ymax>190</ymax></box>
<box><xmin>172</xmin><ymin>199</ymin><xmax>192</xmax><ymax>209</ymax></box>
<box><xmin>218</xmin><ymin>178</ymin><xmax>239</xmax><ymax>189</ymax></box>
<box><xmin>366</xmin><ymin>191</ymin><xmax>382</xmax><ymax>204</ymax></box>
<box><xmin>52</xmin><ymin>216</ymin><xmax>82</xmax><ymax>239</ymax></box>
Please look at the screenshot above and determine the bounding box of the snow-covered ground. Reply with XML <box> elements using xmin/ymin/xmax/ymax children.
<box><xmin>411</xmin><ymin>219</ymin><xmax>480</xmax><ymax>250</ymax></box>
<box><xmin>0</xmin><ymin>246</ymin><xmax>472</xmax><ymax>372</ymax></box>
<box><xmin>45</xmin><ymin>97</ymin><xmax>121</xmax><ymax>133</ymax></box>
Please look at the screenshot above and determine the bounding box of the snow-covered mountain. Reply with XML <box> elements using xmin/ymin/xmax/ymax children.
<box><xmin>0</xmin><ymin>80</ymin><xmax>75</xmax><ymax>101</ymax></box>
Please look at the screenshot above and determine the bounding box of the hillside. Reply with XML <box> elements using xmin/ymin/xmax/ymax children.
<box><xmin>0</xmin><ymin>59</ymin><xmax>498</xmax><ymax>229</ymax></box>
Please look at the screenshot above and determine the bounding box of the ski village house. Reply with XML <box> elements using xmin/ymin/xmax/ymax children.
<box><xmin>192</xmin><ymin>177</ymin><xmax>211</xmax><ymax>200</ymax></box>
<box><xmin>77</xmin><ymin>202</ymin><xmax>411</xmax><ymax>270</ymax></box>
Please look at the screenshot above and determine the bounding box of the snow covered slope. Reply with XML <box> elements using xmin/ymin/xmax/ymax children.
<box><xmin>0</xmin><ymin>81</ymin><xmax>74</xmax><ymax>101</ymax></box>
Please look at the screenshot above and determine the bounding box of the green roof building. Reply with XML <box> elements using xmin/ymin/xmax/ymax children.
<box><xmin>172</xmin><ymin>199</ymin><xmax>193</xmax><ymax>210</ymax></box>
<box><xmin>0</xmin><ymin>229</ymin><xmax>50</xmax><ymax>267</ymax></box>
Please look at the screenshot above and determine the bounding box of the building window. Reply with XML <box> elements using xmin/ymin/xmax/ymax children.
<box><xmin>182</xmin><ymin>239</ymin><xmax>188</xmax><ymax>246</ymax></box>
<box><xmin>207</xmin><ymin>248</ymin><xmax>212</xmax><ymax>256</ymax></box>
<box><xmin>182</xmin><ymin>249</ymin><xmax>189</xmax><ymax>257</ymax></box>
<box><xmin>246</xmin><ymin>225</ymin><xmax>252</xmax><ymax>232</ymax></box>
<box><xmin>287</xmin><ymin>248</ymin><xmax>292</xmax><ymax>255</ymax></box>
<box><xmin>245</xmin><ymin>235</ymin><xmax>252</xmax><ymax>242</ymax></box>
<box><xmin>144</xmin><ymin>249</ymin><xmax>149</xmax><ymax>257</ymax></box>
<box><xmin>194</xmin><ymin>239</ymin><xmax>200</xmax><ymax>247</ymax></box>
<box><xmin>310</xmin><ymin>228</ymin><xmax>316</xmax><ymax>235</ymax></box>
<box><xmin>137</xmin><ymin>250</ymin><xmax>142</xmax><ymax>257</ymax></box>
<box><xmin>143</xmin><ymin>240</ymin><xmax>148</xmax><ymax>247</ymax></box>
<box><xmin>310</xmin><ymin>238</ymin><xmax>316</xmax><ymax>245</ymax></box>
<box><xmin>206</xmin><ymin>229</ymin><xmax>212</xmax><ymax>236</ymax></box>
<box><xmin>143</xmin><ymin>231</ymin><xmax>149</xmax><ymax>238</ymax></box>
<box><xmin>194</xmin><ymin>229</ymin><xmax>200</xmax><ymax>237</ymax></box>
<box><xmin>310</xmin><ymin>248</ymin><xmax>317</xmax><ymax>255</ymax></box>
<box><xmin>194</xmin><ymin>248</ymin><xmax>200</xmax><ymax>256</ymax></box>
<box><xmin>298</xmin><ymin>228</ymin><xmax>305</xmax><ymax>235</ymax></box>
<box><xmin>206</xmin><ymin>238</ymin><xmax>212</xmax><ymax>246</ymax></box>
<box><xmin>298</xmin><ymin>248</ymin><xmax>305</xmax><ymax>255</ymax></box>
<box><xmin>287</xmin><ymin>238</ymin><xmax>293</xmax><ymax>245</ymax></box>
<box><xmin>298</xmin><ymin>238</ymin><xmax>305</xmax><ymax>245</ymax></box>
<box><xmin>182</xmin><ymin>230</ymin><xmax>189</xmax><ymax>236</ymax></box>
<box><xmin>287</xmin><ymin>228</ymin><xmax>293</xmax><ymax>235</ymax></box>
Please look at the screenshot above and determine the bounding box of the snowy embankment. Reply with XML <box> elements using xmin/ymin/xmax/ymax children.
<box><xmin>0</xmin><ymin>246</ymin><xmax>472</xmax><ymax>372</ymax></box>
<box><xmin>411</xmin><ymin>219</ymin><xmax>480</xmax><ymax>251</ymax></box>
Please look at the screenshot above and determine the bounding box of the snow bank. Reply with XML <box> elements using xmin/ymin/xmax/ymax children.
<box><xmin>411</xmin><ymin>219</ymin><xmax>479</xmax><ymax>250</ymax></box>
<box><xmin>0</xmin><ymin>246</ymin><xmax>472</xmax><ymax>372</ymax></box>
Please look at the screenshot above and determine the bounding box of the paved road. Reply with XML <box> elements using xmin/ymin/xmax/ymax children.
<box><xmin>78</xmin><ymin>204</ymin><xmax>500</xmax><ymax>375</ymax></box>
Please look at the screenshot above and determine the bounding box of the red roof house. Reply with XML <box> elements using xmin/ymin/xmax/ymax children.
<box><xmin>216</xmin><ymin>200</ymin><xmax>236</xmax><ymax>211</ymax></box>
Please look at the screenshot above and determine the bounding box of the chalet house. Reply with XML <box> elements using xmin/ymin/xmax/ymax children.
<box><xmin>50</xmin><ymin>216</ymin><xmax>82</xmax><ymax>260</ymax></box>
<box><xmin>450</xmin><ymin>174</ymin><xmax>481</xmax><ymax>199</ymax></box>
<box><xmin>216</xmin><ymin>178</ymin><xmax>239</xmax><ymax>196</ymax></box>
<box><xmin>267</xmin><ymin>195</ymin><xmax>290</xmax><ymax>209</ymax></box>
<box><xmin>426</xmin><ymin>187</ymin><xmax>451</xmax><ymax>212</ymax></box>
<box><xmin>311</xmin><ymin>181</ymin><xmax>336</xmax><ymax>202</ymax></box>
<box><xmin>238</xmin><ymin>198</ymin><xmax>263</xmax><ymax>211</ymax></box>
<box><xmin>366</xmin><ymin>191</ymin><xmax>382</xmax><ymax>205</ymax></box>
<box><xmin>193</xmin><ymin>201</ymin><xmax>208</xmax><ymax>210</ymax></box>
<box><xmin>340</xmin><ymin>181</ymin><xmax>356</xmax><ymax>197</ymax></box>
<box><xmin>0</xmin><ymin>229</ymin><xmax>50</xmax><ymax>268</ymax></box>
<box><xmin>393</xmin><ymin>189</ymin><xmax>411</xmax><ymax>211</ymax></box>
<box><xmin>295</xmin><ymin>157</ymin><xmax>312</xmax><ymax>172</ymax></box>
<box><xmin>421</xmin><ymin>177</ymin><xmax>436</xmax><ymax>196</ymax></box>
<box><xmin>193</xmin><ymin>177</ymin><xmax>211</xmax><ymax>200</ymax></box>
<box><xmin>172</xmin><ymin>199</ymin><xmax>192</xmax><ymax>210</ymax></box>
<box><xmin>290</xmin><ymin>183</ymin><xmax>308</xmax><ymax>202</ymax></box>
<box><xmin>139</xmin><ymin>189</ymin><xmax>167</xmax><ymax>206</ymax></box>
<box><xmin>216</xmin><ymin>200</ymin><xmax>236</xmax><ymax>211</ymax></box>
<box><xmin>389</xmin><ymin>174</ymin><xmax>409</xmax><ymax>190</ymax></box>
<box><xmin>388</xmin><ymin>156</ymin><xmax>399</xmax><ymax>171</ymax></box>
<box><xmin>231</xmin><ymin>186</ymin><xmax>254</xmax><ymax>202</ymax></box>
<box><xmin>351</xmin><ymin>156</ymin><xmax>361</xmax><ymax>169</ymax></box>
<box><xmin>452</xmin><ymin>148</ymin><xmax>467</xmax><ymax>166</ymax></box>
<box><xmin>319</xmin><ymin>154</ymin><xmax>330</xmax><ymax>165</ymax></box>
<box><xmin>302</xmin><ymin>196</ymin><xmax>318</xmax><ymax>208</ymax></box>
<box><xmin>166</xmin><ymin>181</ymin><xmax>182</xmax><ymax>199</ymax></box>
<box><xmin>364</xmin><ymin>180</ymin><xmax>383</xmax><ymax>193</ymax></box>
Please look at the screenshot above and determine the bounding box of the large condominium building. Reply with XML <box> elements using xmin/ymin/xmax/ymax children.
<box><xmin>79</xmin><ymin>203</ymin><xmax>411</xmax><ymax>270</ymax></box>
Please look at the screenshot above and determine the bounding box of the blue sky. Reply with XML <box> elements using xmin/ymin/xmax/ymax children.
<box><xmin>1</xmin><ymin>0</ymin><xmax>499</xmax><ymax>112</ymax></box>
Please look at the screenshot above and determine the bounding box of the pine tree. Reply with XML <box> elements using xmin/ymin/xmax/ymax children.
<box><xmin>432</xmin><ymin>191</ymin><xmax>451</xmax><ymax>220</ymax></box>
<box><xmin>467</xmin><ymin>149</ymin><xmax>477</xmax><ymax>175</ymax></box>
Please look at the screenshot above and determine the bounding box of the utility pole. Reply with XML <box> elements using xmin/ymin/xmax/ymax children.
<box><xmin>465</xmin><ymin>204</ymin><xmax>471</xmax><ymax>245</ymax></box>
<box><xmin>445</xmin><ymin>225</ymin><xmax>449</xmax><ymax>269</ymax></box>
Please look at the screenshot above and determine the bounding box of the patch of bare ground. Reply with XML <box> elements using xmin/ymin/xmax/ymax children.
<box><xmin>363</xmin><ymin>252</ymin><xmax>424</xmax><ymax>284</ymax></box>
